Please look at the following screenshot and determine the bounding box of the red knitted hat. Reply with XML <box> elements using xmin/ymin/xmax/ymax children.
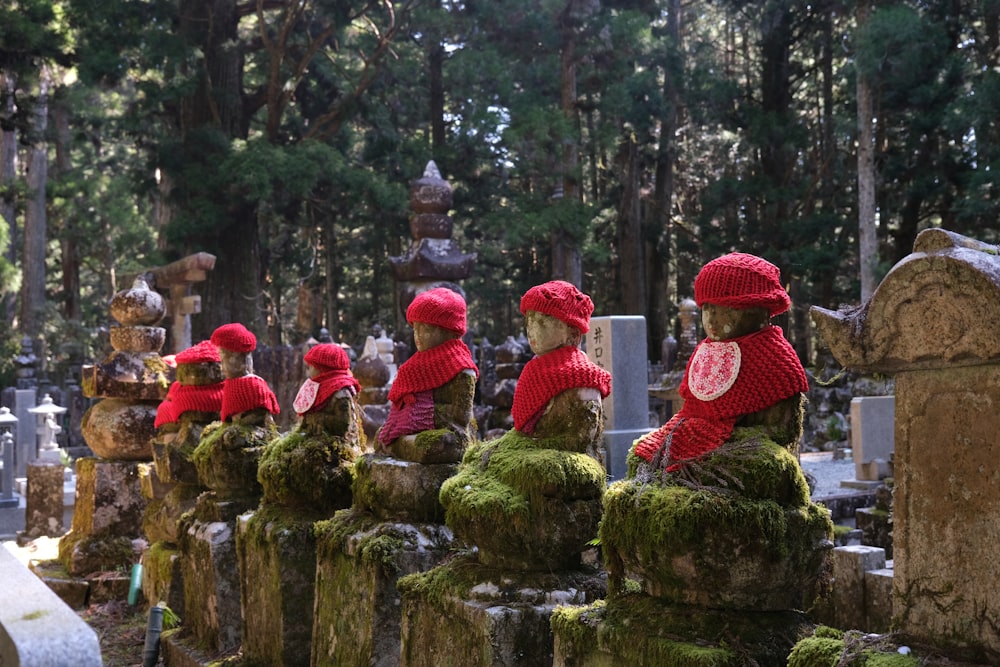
<box><xmin>175</xmin><ymin>340</ymin><xmax>221</xmax><ymax>365</ymax></box>
<box><xmin>694</xmin><ymin>253</ymin><xmax>791</xmax><ymax>316</ymax></box>
<box><xmin>211</xmin><ymin>323</ymin><xmax>257</xmax><ymax>354</ymax></box>
<box><xmin>519</xmin><ymin>280</ymin><xmax>594</xmax><ymax>334</ymax></box>
<box><xmin>304</xmin><ymin>343</ymin><xmax>350</xmax><ymax>372</ymax></box>
<box><xmin>406</xmin><ymin>287</ymin><xmax>467</xmax><ymax>335</ymax></box>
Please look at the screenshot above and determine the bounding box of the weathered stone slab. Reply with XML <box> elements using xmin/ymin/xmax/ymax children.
<box><xmin>831</xmin><ymin>545</ymin><xmax>885</xmax><ymax>631</ymax></box>
<box><xmin>850</xmin><ymin>396</ymin><xmax>894</xmax><ymax>481</ymax></box>
<box><xmin>180</xmin><ymin>517</ymin><xmax>242</xmax><ymax>653</ymax></box>
<box><xmin>237</xmin><ymin>508</ymin><xmax>318</xmax><ymax>667</ymax></box>
<box><xmin>585</xmin><ymin>316</ymin><xmax>652</xmax><ymax>481</ymax></box>
<box><xmin>311</xmin><ymin>510</ymin><xmax>458</xmax><ymax>667</ymax></box>
<box><xmin>398</xmin><ymin>555</ymin><xmax>605</xmax><ymax>667</ymax></box>
<box><xmin>0</xmin><ymin>546</ymin><xmax>102</xmax><ymax>667</ymax></box>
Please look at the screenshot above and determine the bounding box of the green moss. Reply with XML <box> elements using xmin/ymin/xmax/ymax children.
<box><xmin>314</xmin><ymin>509</ymin><xmax>413</xmax><ymax>576</ymax></box>
<box><xmin>397</xmin><ymin>554</ymin><xmax>497</xmax><ymax>608</ymax></box>
<box><xmin>21</xmin><ymin>610</ymin><xmax>48</xmax><ymax>620</ymax></box>
<box><xmin>787</xmin><ymin>636</ymin><xmax>843</xmax><ymax>667</ymax></box>
<box><xmin>550</xmin><ymin>600</ymin><xmax>606</xmax><ymax>656</ymax></box>
<box><xmin>257</xmin><ymin>427</ymin><xmax>355</xmax><ymax>510</ymax></box>
<box><xmin>833</xmin><ymin>524</ymin><xmax>853</xmax><ymax>540</ymax></box>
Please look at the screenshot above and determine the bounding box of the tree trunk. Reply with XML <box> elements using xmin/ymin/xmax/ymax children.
<box><xmin>429</xmin><ymin>42</ymin><xmax>446</xmax><ymax>164</ymax></box>
<box><xmin>21</xmin><ymin>67</ymin><xmax>50</xmax><ymax>337</ymax></box>
<box><xmin>618</xmin><ymin>136</ymin><xmax>645</xmax><ymax>315</ymax></box>
<box><xmin>648</xmin><ymin>0</ymin><xmax>681</xmax><ymax>361</ymax></box>
<box><xmin>0</xmin><ymin>70</ymin><xmax>17</xmax><ymax>323</ymax></box>
<box><xmin>856</xmin><ymin>0</ymin><xmax>878</xmax><ymax>301</ymax></box>
<box><xmin>552</xmin><ymin>0</ymin><xmax>585</xmax><ymax>287</ymax></box>
<box><xmin>52</xmin><ymin>90</ymin><xmax>82</xmax><ymax>323</ymax></box>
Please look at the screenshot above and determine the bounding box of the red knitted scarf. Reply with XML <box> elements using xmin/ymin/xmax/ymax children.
<box><xmin>293</xmin><ymin>369</ymin><xmax>361</xmax><ymax>415</ymax></box>
<box><xmin>634</xmin><ymin>325</ymin><xmax>807</xmax><ymax>468</ymax></box>
<box><xmin>221</xmin><ymin>374</ymin><xmax>281</xmax><ymax>421</ymax></box>
<box><xmin>511</xmin><ymin>346</ymin><xmax>612</xmax><ymax>433</ymax></box>
<box><xmin>155</xmin><ymin>381</ymin><xmax>223</xmax><ymax>427</ymax></box>
<box><xmin>387</xmin><ymin>338</ymin><xmax>478</xmax><ymax>407</ymax></box>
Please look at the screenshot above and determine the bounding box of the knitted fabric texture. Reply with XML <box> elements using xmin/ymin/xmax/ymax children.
<box><xmin>377</xmin><ymin>390</ymin><xmax>435</xmax><ymax>444</ymax></box>
<box><xmin>294</xmin><ymin>368</ymin><xmax>360</xmax><ymax>416</ymax></box>
<box><xmin>511</xmin><ymin>345</ymin><xmax>612</xmax><ymax>433</ymax></box>
<box><xmin>387</xmin><ymin>338</ymin><xmax>478</xmax><ymax>405</ymax></box>
<box><xmin>175</xmin><ymin>340</ymin><xmax>221</xmax><ymax>365</ymax></box>
<box><xmin>633</xmin><ymin>325</ymin><xmax>807</xmax><ymax>468</ymax></box>
<box><xmin>303</xmin><ymin>343</ymin><xmax>351</xmax><ymax>372</ymax></box>
<box><xmin>210</xmin><ymin>323</ymin><xmax>257</xmax><ymax>354</ymax></box>
<box><xmin>220</xmin><ymin>374</ymin><xmax>280</xmax><ymax>421</ymax></box>
<box><xmin>155</xmin><ymin>381</ymin><xmax>223</xmax><ymax>427</ymax></box>
<box><xmin>407</xmin><ymin>287</ymin><xmax>468</xmax><ymax>335</ymax></box>
<box><xmin>694</xmin><ymin>253</ymin><xmax>791</xmax><ymax>316</ymax></box>
<box><xmin>519</xmin><ymin>280</ymin><xmax>594</xmax><ymax>334</ymax></box>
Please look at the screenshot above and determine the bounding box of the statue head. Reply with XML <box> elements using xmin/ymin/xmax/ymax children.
<box><xmin>519</xmin><ymin>280</ymin><xmax>594</xmax><ymax>355</ymax></box>
<box><xmin>694</xmin><ymin>253</ymin><xmax>789</xmax><ymax>341</ymax></box>
<box><xmin>406</xmin><ymin>287</ymin><xmax>467</xmax><ymax>351</ymax></box>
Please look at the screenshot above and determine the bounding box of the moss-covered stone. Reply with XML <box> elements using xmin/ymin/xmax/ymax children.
<box><xmin>192</xmin><ymin>421</ymin><xmax>273</xmax><ymax>499</ymax></box>
<box><xmin>237</xmin><ymin>505</ymin><xmax>320</xmax><ymax>667</ymax></box>
<box><xmin>552</xmin><ymin>593</ymin><xmax>815</xmax><ymax>667</ymax></box>
<box><xmin>57</xmin><ymin>533</ymin><xmax>135</xmax><ymax>576</ymax></box>
<box><xmin>352</xmin><ymin>453</ymin><xmax>457</xmax><ymax>523</ymax></box>
<box><xmin>787</xmin><ymin>629</ymin><xmax>923</xmax><ymax>667</ymax></box>
<box><xmin>142</xmin><ymin>541</ymin><xmax>184</xmax><ymax>615</ymax></box>
<box><xmin>603</xmin><ymin>431</ymin><xmax>832</xmax><ymax>609</ymax></box>
<box><xmin>440</xmin><ymin>431</ymin><xmax>606</xmax><ymax>570</ymax></box>
<box><xmin>311</xmin><ymin>509</ymin><xmax>459</xmax><ymax>666</ymax></box>
<box><xmin>257</xmin><ymin>428</ymin><xmax>356</xmax><ymax>511</ymax></box>
<box><xmin>398</xmin><ymin>553</ymin><xmax>606</xmax><ymax>667</ymax></box>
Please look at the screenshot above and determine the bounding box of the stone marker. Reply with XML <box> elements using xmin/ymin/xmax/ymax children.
<box><xmin>812</xmin><ymin>228</ymin><xmax>1000</xmax><ymax>663</ymax></box>
<box><xmin>585</xmin><ymin>315</ymin><xmax>651</xmax><ymax>480</ymax></box>
<box><xmin>850</xmin><ymin>395</ymin><xmax>894</xmax><ymax>481</ymax></box>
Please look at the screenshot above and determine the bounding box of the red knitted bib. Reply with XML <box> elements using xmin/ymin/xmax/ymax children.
<box><xmin>155</xmin><ymin>381</ymin><xmax>224</xmax><ymax>427</ymax></box>
<box><xmin>511</xmin><ymin>346</ymin><xmax>612</xmax><ymax>433</ymax></box>
<box><xmin>293</xmin><ymin>368</ymin><xmax>360</xmax><ymax>415</ymax></box>
<box><xmin>634</xmin><ymin>325</ymin><xmax>807</xmax><ymax>467</ymax></box>
<box><xmin>388</xmin><ymin>338</ymin><xmax>478</xmax><ymax>407</ymax></box>
<box><xmin>221</xmin><ymin>374</ymin><xmax>280</xmax><ymax>421</ymax></box>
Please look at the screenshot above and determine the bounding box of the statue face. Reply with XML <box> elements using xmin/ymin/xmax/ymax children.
<box><xmin>219</xmin><ymin>348</ymin><xmax>252</xmax><ymax>378</ymax></box>
<box><xmin>413</xmin><ymin>322</ymin><xmax>455</xmax><ymax>352</ymax></box>
<box><xmin>525</xmin><ymin>310</ymin><xmax>580</xmax><ymax>355</ymax></box>
<box><xmin>701</xmin><ymin>303</ymin><xmax>769</xmax><ymax>341</ymax></box>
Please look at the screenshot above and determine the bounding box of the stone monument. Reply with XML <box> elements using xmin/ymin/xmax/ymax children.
<box><xmin>805</xmin><ymin>228</ymin><xmax>1000</xmax><ymax>664</ymax></box>
<box><xmin>59</xmin><ymin>277</ymin><xmax>171</xmax><ymax>577</ymax></box>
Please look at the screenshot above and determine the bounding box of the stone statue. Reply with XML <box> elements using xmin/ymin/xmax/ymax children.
<box><xmin>603</xmin><ymin>253</ymin><xmax>832</xmax><ymax>624</ymax></box>
<box><xmin>376</xmin><ymin>287</ymin><xmax>479</xmax><ymax>462</ymax></box>
<box><xmin>633</xmin><ymin>253</ymin><xmax>810</xmax><ymax>470</ymax></box>
<box><xmin>191</xmin><ymin>323</ymin><xmax>279</xmax><ymax>500</ymax></box>
<box><xmin>440</xmin><ymin>280</ymin><xmax>612</xmax><ymax>570</ymax></box>
<box><xmin>256</xmin><ymin>343</ymin><xmax>366</xmax><ymax>511</ymax></box>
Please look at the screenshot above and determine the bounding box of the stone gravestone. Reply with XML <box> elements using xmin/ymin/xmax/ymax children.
<box><xmin>850</xmin><ymin>396</ymin><xmax>894</xmax><ymax>482</ymax></box>
<box><xmin>812</xmin><ymin>228</ymin><xmax>1000</xmax><ymax>663</ymax></box>
<box><xmin>585</xmin><ymin>315</ymin><xmax>651</xmax><ymax>480</ymax></box>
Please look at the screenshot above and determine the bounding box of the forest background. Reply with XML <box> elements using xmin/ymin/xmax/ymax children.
<box><xmin>1</xmin><ymin>0</ymin><xmax>998</xmax><ymax>385</ymax></box>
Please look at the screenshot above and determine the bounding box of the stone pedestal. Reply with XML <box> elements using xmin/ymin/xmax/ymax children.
<box><xmin>178</xmin><ymin>498</ymin><xmax>245</xmax><ymax>654</ymax></box>
<box><xmin>237</xmin><ymin>507</ymin><xmax>318</xmax><ymax>667</ymax></box>
<box><xmin>399</xmin><ymin>555</ymin><xmax>605</xmax><ymax>667</ymax></box>
<box><xmin>58</xmin><ymin>458</ymin><xmax>145</xmax><ymax>575</ymax></box>
<box><xmin>312</xmin><ymin>511</ymin><xmax>458</xmax><ymax>667</ymax></box>
<box><xmin>850</xmin><ymin>396</ymin><xmax>894</xmax><ymax>481</ymax></box>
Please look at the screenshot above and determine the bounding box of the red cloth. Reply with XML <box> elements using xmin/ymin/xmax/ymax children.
<box><xmin>176</xmin><ymin>340</ymin><xmax>221</xmax><ymax>364</ymax></box>
<box><xmin>407</xmin><ymin>287</ymin><xmax>467</xmax><ymax>334</ymax></box>
<box><xmin>378</xmin><ymin>338</ymin><xmax>478</xmax><ymax>445</ymax></box>
<box><xmin>211</xmin><ymin>323</ymin><xmax>256</xmax><ymax>354</ymax></box>
<box><xmin>511</xmin><ymin>346</ymin><xmax>612</xmax><ymax>434</ymax></box>
<box><xmin>155</xmin><ymin>381</ymin><xmax>224</xmax><ymax>427</ymax></box>
<box><xmin>519</xmin><ymin>280</ymin><xmax>594</xmax><ymax>334</ymax></box>
<box><xmin>294</xmin><ymin>368</ymin><xmax>360</xmax><ymax>415</ymax></box>
<box><xmin>387</xmin><ymin>338</ymin><xmax>478</xmax><ymax>405</ymax></box>
<box><xmin>377</xmin><ymin>390</ymin><xmax>436</xmax><ymax>444</ymax></box>
<box><xmin>220</xmin><ymin>374</ymin><xmax>280</xmax><ymax>421</ymax></box>
<box><xmin>694</xmin><ymin>253</ymin><xmax>790</xmax><ymax>316</ymax></box>
<box><xmin>633</xmin><ymin>325</ymin><xmax>807</xmax><ymax>469</ymax></box>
